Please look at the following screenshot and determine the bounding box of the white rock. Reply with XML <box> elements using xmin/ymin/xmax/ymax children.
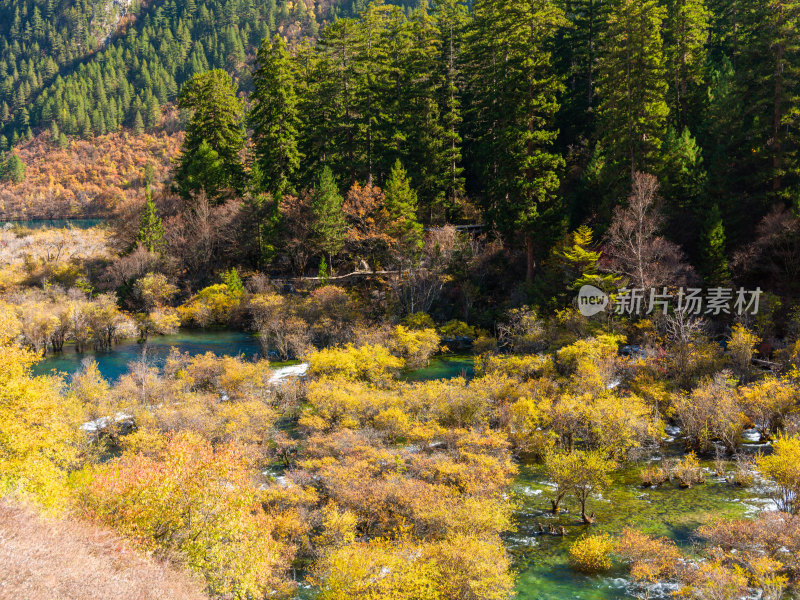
<box><xmin>269</xmin><ymin>363</ymin><xmax>309</xmax><ymax>384</ymax></box>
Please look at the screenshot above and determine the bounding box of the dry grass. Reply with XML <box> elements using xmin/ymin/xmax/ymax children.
<box><xmin>0</xmin><ymin>227</ymin><xmax>112</xmax><ymax>266</ymax></box>
<box><xmin>0</xmin><ymin>500</ymin><xmax>209</xmax><ymax>600</ymax></box>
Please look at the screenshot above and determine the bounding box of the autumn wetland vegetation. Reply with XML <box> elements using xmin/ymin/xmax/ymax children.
<box><xmin>3</xmin><ymin>0</ymin><xmax>800</xmax><ymax>599</ymax></box>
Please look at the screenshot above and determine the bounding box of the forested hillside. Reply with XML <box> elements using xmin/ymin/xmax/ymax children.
<box><xmin>2</xmin><ymin>0</ymin><xmax>798</xmax><ymax>286</ymax></box>
<box><xmin>0</xmin><ymin>130</ymin><xmax>179</xmax><ymax>219</ymax></box>
<box><xmin>0</xmin><ymin>0</ymin><xmax>419</xmax><ymax>215</ymax></box>
<box><xmin>0</xmin><ymin>0</ymin><xmax>415</xmax><ymax>147</ymax></box>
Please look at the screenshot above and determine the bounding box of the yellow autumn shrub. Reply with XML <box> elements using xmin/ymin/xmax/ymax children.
<box><xmin>569</xmin><ymin>534</ymin><xmax>616</xmax><ymax>573</ymax></box>
<box><xmin>307</xmin><ymin>344</ymin><xmax>404</xmax><ymax>384</ymax></box>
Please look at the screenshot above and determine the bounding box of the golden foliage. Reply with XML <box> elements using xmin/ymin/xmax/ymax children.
<box><xmin>389</xmin><ymin>325</ymin><xmax>440</xmax><ymax>369</ymax></box>
<box><xmin>568</xmin><ymin>534</ymin><xmax>616</xmax><ymax>573</ymax></box>
<box><xmin>673</xmin><ymin>373</ymin><xmax>745</xmax><ymax>453</ymax></box>
<box><xmin>673</xmin><ymin>452</ymin><xmax>706</xmax><ymax>488</ymax></box>
<box><xmin>617</xmin><ymin>529</ymin><xmax>683</xmax><ymax>582</ymax></box>
<box><xmin>758</xmin><ymin>434</ymin><xmax>800</xmax><ymax>513</ymax></box>
<box><xmin>727</xmin><ymin>324</ymin><xmax>760</xmax><ymax>380</ymax></box>
<box><xmin>306</xmin><ymin>344</ymin><xmax>404</xmax><ymax>384</ymax></box>
<box><xmin>178</xmin><ymin>283</ymin><xmax>244</xmax><ymax>327</ymax></box>
<box><xmin>0</xmin><ymin>131</ymin><xmax>179</xmax><ymax>220</ymax></box>
<box><xmin>0</xmin><ymin>341</ymin><xmax>82</xmax><ymax>508</ymax></box>
<box><xmin>739</xmin><ymin>376</ymin><xmax>797</xmax><ymax>439</ymax></box>
<box><xmin>79</xmin><ymin>432</ymin><xmax>297</xmax><ymax>598</ymax></box>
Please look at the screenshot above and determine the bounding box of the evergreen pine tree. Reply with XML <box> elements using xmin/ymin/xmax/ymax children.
<box><xmin>384</xmin><ymin>159</ymin><xmax>423</xmax><ymax>264</ymax></box>
<box><xmin>432</xmin><ymin>0</ymin><xmax>467</xmax><ymax>220</ymax></box>
<box><xmin>403</xmin><ymin>3</ymin><xmax>455</xmax><ymax>222</ymax></box>
<box><xmin>311</xmin><ymin>166</ymin><xmax>347</xmax><ymax>271</ymax></box>
<box><xmin>244</xmin><ymin>188</ymin><xmax>281</xmax><ymax>268</ymax></box>
<box><xmin>663</xmin><ymin>0</ymin><xmax>711</xmax><ymax>128</ymax></box>
<box><xmin>3</xmin><ymin>153</ymin><xmax>25</xmax><ymax>183</ymax></box>
<box><xmin>318</xmin><ymin>254</ymin><xmax>330</xmax><ymax>281</ymax></box>
<box><xmin>596</xmin><ymin>0</ymin><xmax>670</xmax><ymax>183</ymax></box>
<box><xmin>136</xmin><ymin>186</ymin><xmax>165</xmax><ymax>253</ymax></box>
<box><xmin>145</xmin><ymin>95</ymin><xmax>161</xmax><ymax>128</ymax></box>
<box><xmin>555</xmin><ymin>0</ymin><xmax>610</xmax><ymax>144</ymax></box>
<box><xmin>222</xmin><ymin>267</ymin><xmax>244</xmax><ymax>295</ymax></box>
<box><xmin>175</xmin><ymin>70</ymin><xmax>245</xmax><ymax>201</ymax></box>
<box><xmin>737</xmin><ymin>0</ymin><xmax>800</xmax><ymax>201</ymax></box>
<box><xmin>251</xmin><ymin>34</ymin><xmax>301</xmax><ymax>196</ymax></box>
<box><xmin>700</xmin><ymin>203</ymin><xmax>731</xmax><ymax>284</ymax></box>
<box><xmin>465</xmin><ymin>0</ymin><xmax>569</xmax><ymax>282</ymax></box>
<box><xmin>302</xmin><ymin>19</ymin><xmax>362</xmax><ymax>185</ymax></box>
<box><xmin>133</xmin><ymin>110</ymin><xmax>145</xmax><ymax>134</ymax></box>
<box><xmin>659</xmin><ymin>127</ymin><xmax>707</xmax><ymax>216</ymax></box>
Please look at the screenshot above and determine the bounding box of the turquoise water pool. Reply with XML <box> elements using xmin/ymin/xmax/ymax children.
<box><xmin>33</xmin><ymin>330</ymin><xmax>262</xmax><ymax>381</ymax></box>
<box><xmin>34</xmin><ymin>330</ymin><xmax>474</xmax><ymax>383</ymax></box>
<box><xmin>0</xmin><ymin>219</ymin><xmax>106</xmax><ymax>229</ymax></box>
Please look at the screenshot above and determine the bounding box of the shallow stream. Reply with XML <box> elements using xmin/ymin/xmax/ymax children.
<box><xmin>34</xmin><ymin>330</ymin><xmax>776</xmax><ymax>599</ymax></box>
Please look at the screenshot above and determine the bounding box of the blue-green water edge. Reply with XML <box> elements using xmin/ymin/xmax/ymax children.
<box><xmin>1</xmin><ymin>219</ymin><xmax>106</xmax><ymax>230</ymax></box>
<box><xmin>33</xmin><ymin>330</ymin><xmax>475</xmax><ymax>382</ymax></box>
<box><xmin>35</xmin><ymin>330</ymin><xmax>774</xmax><ymax>599</ymax></box>
<box><xmin>33</xmin><ymin>330</ymin><xmax>263</xmax><ymax>381</ymax></box>
<box><xmin>509</xmin><ymin>461</ymin><xmax>771</xmax><ymax>599</ymax></box>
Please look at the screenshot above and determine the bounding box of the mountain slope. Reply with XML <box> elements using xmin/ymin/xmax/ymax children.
<box><xmin>0</xmin><ymin>0</ymin><xmax>352</xmax><ymax>148</ymax></box>
<box><xmin>0</xmin><ymin>129</ymin><xmax>179</xmax><ymax>219</ymax></box>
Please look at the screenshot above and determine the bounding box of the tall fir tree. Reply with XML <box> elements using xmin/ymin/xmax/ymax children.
<box><xmin>403</xmin><ymin>4</ymin><xmax>451</xmax><ymax>220</ymax></box>
<box><xmin>596</xmin><ymin>0</ymin><xmax>670</xmax><ymax>183</ymax></box>
<box><xmin>555</xmin><ymin>0</ymin><xmax>610</xmax><ymax>144</ymax></box>
<box><xmin>305</xmin><ymin>18</ymin><xmax>363</xmax><ymax>185</ymax></box>
<box><xmin>175</xmin><ymin>69</ymin><xmax>245</xmax><ymax>201</ymax></box>
<box><xmin>311</xmin><ymin>166</ymin><xmax>348</xmax><ymax>270</ymax></box>
<box><xmin>2</xmin><ymin>153</ymin><xmax>25</xmax><ymax>183</ymax></box>
<box><xmin>700</xmin><ymin>203</ymin><xmax>731</xmax><ymax>284</ymax></box>
<box><xmin>244</xmin><ymin>163</ymin><xmax>281</xmax><ymax>268</ymax></box>
<box><xmin>384</xmin><ymin>159</ymin><xmax>424</xmax><ymax>264</ymax></box>
<box><xmin>663</xmin><ymin>0</ymin><xmax>711</xmax><ymax>128</ymax></box>
<box><xmin>133</xmin><ymin>110</ymin><xmax>144</xmax><ymax>134</ymax></box>
<box><xmin>660</xmin><ymin>126</ymin><xmax>708</xmax><ymax>254</ymax></box>
<box><xmin>466</xmin><ymin>0</ymin><xmax>569</xmax><ymax>282</ymax></box>
<box><xmin>371</xmin><ymin>1</ymin><xmax>414</xmax><ymax>177</ymax></box>
<box><xmin>354</xmin><ymin>1</ymin><xmax>397</xmax><ymax>185</ymax></box>
<box><xmin>432</xmin><ymin>0</ymin><xmax>467</xmax><ymax>221</ymax></box>
<box><xmin>250</xmin><ymin>34</ymin><xmax>302</xmax><ymax>197</ymax></box>
<box><xmin>136</xmin><ymin>186</ymin><xmax>165</xmax><ymax>253</ymax></box>
<box><xmin>737</xmin><ymin>0</ymin><xmax>800</xmax><ymax>202</ymax></box>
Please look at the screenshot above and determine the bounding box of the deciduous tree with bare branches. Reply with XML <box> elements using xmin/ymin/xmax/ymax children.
<box><xmin>604</xmin><ymin>172</ymin><xmax>694</xmax><ymax>289</ymax></box>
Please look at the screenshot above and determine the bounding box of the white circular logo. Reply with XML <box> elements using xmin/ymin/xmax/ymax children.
<box><xmin>577</xmin><ymin>285</ymin><xmax>609</xmax><ymax>317</ymax></box>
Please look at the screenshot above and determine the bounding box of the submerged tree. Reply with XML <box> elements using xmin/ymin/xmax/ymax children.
<box><xmin>545</xmin><ymin>449</ymin><xmax>616</xmax><ymax>523</ymax></box>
